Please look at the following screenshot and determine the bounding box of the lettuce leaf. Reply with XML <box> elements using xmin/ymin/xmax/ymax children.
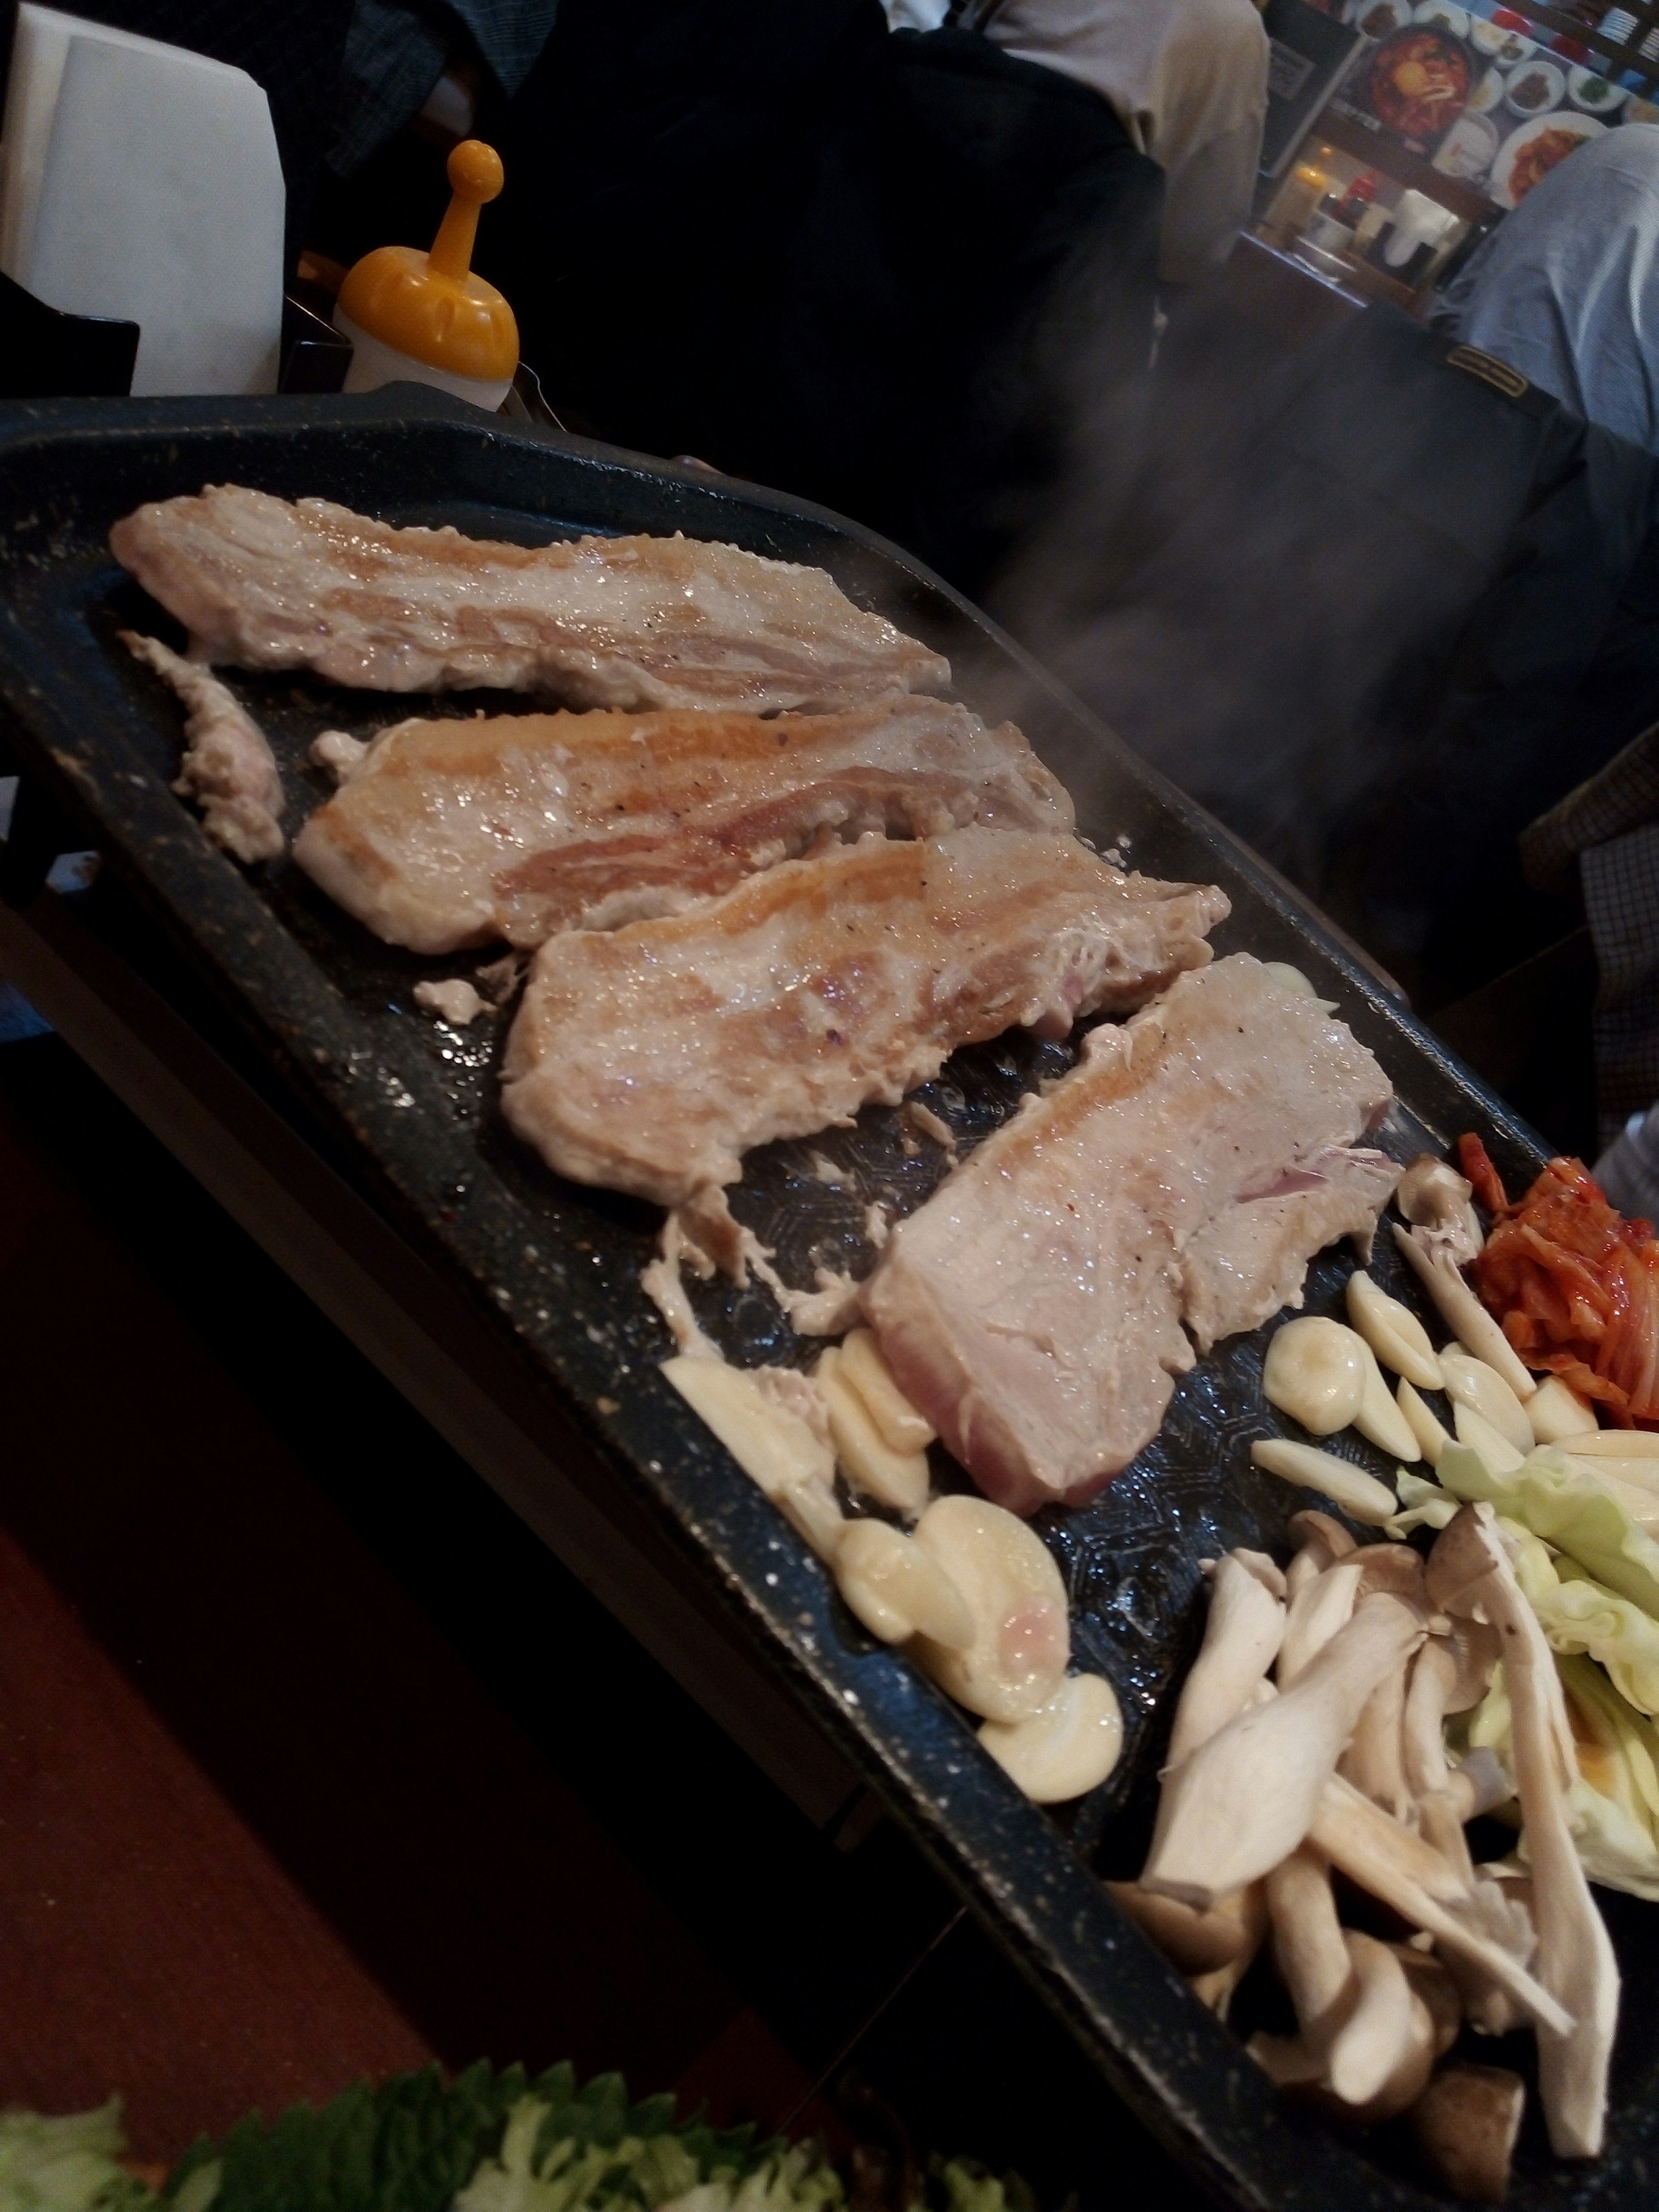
<box><xmin>0</xmin><ymin>2101</ymin><xmax>155</xmax><ymax>2212</ymax></box>
<box><xmin>1436</xmin><ymin>1445</ymin><xmax>1659</xmax><ymax>1616</ymax></box>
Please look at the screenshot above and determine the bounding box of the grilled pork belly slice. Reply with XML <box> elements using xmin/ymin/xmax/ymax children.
<box><xmin>292</xmin><ymin>696</ymin><xmax>1071</xmax><ymax>954</ymax></box>
<box><xmin>108</xmin><ymin>485</ymin><xmax>950</xmax><ymax>712</ymax></box>
<box><xmin>863</xmin><ymin>955</ymin><xmax>1398</xmax><ymax>1516</ymax></box>
<box><xmin>500</xmin><ymin>829</ymin><xmax>1229</xmax><ymax>1207</ymax></box>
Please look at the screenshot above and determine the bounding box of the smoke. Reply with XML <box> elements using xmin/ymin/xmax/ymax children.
<box><xmin>977</xmin><ymin>283</ymin><xmax>1613</xmax><ymax>997</ymax></box>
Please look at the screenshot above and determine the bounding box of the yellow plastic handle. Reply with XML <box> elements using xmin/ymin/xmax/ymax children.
<box><xmin>428</xmin><ymin>139</ymin><xmax>505</xmax><ymax>282</ymax></box>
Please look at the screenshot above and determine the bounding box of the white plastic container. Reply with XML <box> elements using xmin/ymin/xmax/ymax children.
<box><xmin>0</xmin><ymin>5</ymin><xmax>284</xmax><ymax>395</ymax></box>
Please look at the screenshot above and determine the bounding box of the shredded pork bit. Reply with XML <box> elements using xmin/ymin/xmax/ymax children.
<box><xmin>413</xmin><ymin>977</ymin><xmax>485</xmax><ymax>1026</ymax></box>
<box><xmin>121</xmin><ymin>630</ymin><xmax>284</xmax><ymax>862</ymax></box>
<box><xmin>903</xmin><ymin>1100</ymin><xmax>958</xmax><ymax>1156</ymax></box>
<box><xmin>310</xmin><ymin>728</ymin><xmax>370</xmax><ymax>783</ymax></box>
<box><xmin>474</xmin><ymin>949</ymin><xmax>529</xmax><ymax>1007</ymax></box>
<box><xmin>864</xmin><ymin>1200</ymin><xmax>891</xmax><ymax>1250</ymax></box>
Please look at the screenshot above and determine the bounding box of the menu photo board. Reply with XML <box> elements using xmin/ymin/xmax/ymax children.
<box><xmin>1329</xmin><ymin>3</ymin><xmax>1659</xmax><ymax>206</ymax></box>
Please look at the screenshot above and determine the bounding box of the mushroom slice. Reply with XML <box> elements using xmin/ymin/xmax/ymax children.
<box><xmin>1143</xmin><ymin>1595</ymin><xmax>1425</xmax><ymax>1910</ymax></box>
<box><xmin>834</xmin><ymin>1518</ymin><xmax>973</xmax><ymax>1649</ymax></box>
<box><xmin>1228</xmin><ymin>1548</ymin><xmax>1288</xmax><ymax>1600</ymax></box>
<box><xmin>1347</xmin><ymin>1269</ymin><xmax>1443</xmax><ymax>1391</ymax></box>
<box><xmin>1278</xmin><ymin>1559</ymin><xmax>1363</xmax><ymax>1687</ymax></box>
<box><xmin>1167</xmin><ymin>1552</ymin><xmax>1286</xmax><ymax>1765</ymax></box>
<box><xmin>1392</xmin><ymin>1223</ymin><xmax>1536</xmax><ymax>1402</ymax></box>
<box><xmin>1252</xmin><ymin>1438</ymin><xmax>1397</xmax><ymax>1525</ymax></box>
<box><xmin>910</xmin><ymin>1495</ymin><xmax>1068</xmax><ymax>1723</ymax></box>
<box><xmin>1351</xmin><ymin>1340</ymin><xmax>1422</xmax><ymax>1461</ymax></box>
<box><xmin>1392</xmin><ymin>1946</ymin><xmax>1462</xmax><ymax>2060</ymax></box>
<box><xmin>1440</xmin><ymin>1349</ymin><xmax>1534</xmax><ymax>1457</ymax></box>
<box><xmin>1189</xmin><ymin>1882</ymin><xmax>1270</xmax><ymax>2019</ymax></box>
<box><xmin>1398</xmin><ymin>1379</ymin><xmax>1452</xmax><ymax>1467</ymax></box>
<box><xmin>1264</xmin><ymin>1845</ymin><xmax>1356</xmax><ymax>2053</ymax></box>
<box><xmin>1526</xmin><ymin>1374</ymin><xmax>1599</xmax><ymax>1447</ymax></box>
<box><xmin>1307</xmin><ymin>1776</ymin><xmax>1570</xmax><ymax>2037</ymax></box>
<box><xmin>1286</xmin><ymin>1510</ymin><xmax>1357</xmax><ymax>1597</ymax></box>
<box><xmin>1427</xmin><ymin>1504</ymin><xmax>1619</xmax><ymax>2159</ymax></box>
<box><xmin>1411</xmin><ymin>2066</ymin><xmax>1526</xmax><ymax>2206</ymax></box>
<box><xmin>1328</xmin><ymin>1934</ymin><xmax>1435</xmax><ymax>2118</ymax></box>
<box><xmin>1352</xmin><ymin>1541</ymin><xmax>1427</xmax><ymax>1608</ymax></box>
<box><xmin>816</xmin><ymin>1346</ymin><xmax>931</xmax><ymax>1516</ymax></box>
<box><xmin>1397</xmin><ymin>1154</ymin><xmax>1484</xmax><ymax>1258</ymax></box>
<box><xmin>1263</xmin><ymin>1316</ymin><xmax>1367</xmax><ymax>1435</ymax></box>
<box><xmin>979</xmin><ymin>1672</ymin><xmax>1122</xmax><ymax>1802</ymax></box>
<box><xmin>1452</xmin><ymin>1401</ymin><xmax>1525</xmax><ymax>1477</ymax></box>
<box><xmin>1106</xmin><ymin>1881</ymin><xmax>1253</xmax><ymax>1975</ymax></box>
<box><xmin>834</xmin><ymin>1326</ymin><xmax>936</xmax><ymax>1455</ymax></box>
<box><xmin>663</xmin><ymin>1354</ymin><xmax>843</xmax><ymax>1557</ymax></box>
<box><xmin>1340</xmin><ymin>1663</ymin><xmax>1413</xmax><ymax>1822</ymax></box>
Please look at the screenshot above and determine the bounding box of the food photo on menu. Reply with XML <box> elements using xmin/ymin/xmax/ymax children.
<box><xmin>5</xmin><ymin>2</ymin><xmax>1659</xmax><ymax>2211</ymax></box>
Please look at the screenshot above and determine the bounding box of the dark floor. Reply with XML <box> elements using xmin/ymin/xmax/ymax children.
<box><xmin>0</xmin><ymin>1007</ymin><xmax>1209</xmax><ymax>2207</ymax></box>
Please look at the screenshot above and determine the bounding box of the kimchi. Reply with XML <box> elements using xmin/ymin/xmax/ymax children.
<box><xmin>1460</xmin><ymin>1134</ymin><xmax>1659</xmax><ymax>1426</ymax></box>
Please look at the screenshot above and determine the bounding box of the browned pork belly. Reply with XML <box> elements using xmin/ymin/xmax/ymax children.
<box><xmin>292</xmin><ymin>695</ymin><xmax>1071</xmax><ymax>953</ymax></box>
<box><xmin>864</xmin><ymin>955</ymin><xmax>1398</xmax><ymax>1515</ymax></box>
<box><xmin>108</xmin><ymin>485</ymin><xmax>950</xmax><ymax>712</ymax></box>
<box><xmin>499</xmin><ymin>829</ymin><xmax>1228</xmax><ymax>1206</ymax></box>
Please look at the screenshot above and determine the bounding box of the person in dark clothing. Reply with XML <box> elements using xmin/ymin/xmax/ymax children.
<box><xmin>306</xmin><ymin>0</ymin><xmax>1163</xmax><ymax>597</ymax></box>
<box><xmin>473</xmin><ymin>3</ymin><xmax>1163</xmax><ymax>595</ymax></box>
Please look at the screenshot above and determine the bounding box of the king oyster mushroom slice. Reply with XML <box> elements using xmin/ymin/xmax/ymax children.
<box><xmin>1143</xmin><ymin>1594</ymin><xmax>1426</xmax><ymax>1910</ymax></box>
<box><xmin>1278</xmin><ymin>1559</ymin><xmax>1363</xmax><ymax>1687</ymax></box>
<box><xmin>1411</xmin><ymin>2065</ymin><xmax>1527</xmax><ymax>2207</ymax></box>
<box><xmin>1427</xmin><ymin>1504</ymin><xmax>1618</xmax><ymax>2159</ymax></box>
<box><xmin>1252</xmin><ymin>1845</ymin><xmax>1357</xmax><ymax>2071</ymax></box>
<box><xmin>1398</xmin><ymin>1378</ymin><xmax>1452</xmax><ymax>1466</ymax></box>
<box><xmin>909</xmin><ymin>1495</ymin><xmax>1068</xmax><ymax>1724</ymax></box>
<box><xmin>1284</xmin><ymin>1509</ymin><xmax>1358</xmax><ymax>1599</ymax></box>
<box><xmin>833</xmin><ymin>1518</ymin><xmax>974</xmax><ymax>1649</ymax></box>
<box><xmin>1263</xmin><ymin>1316</ymin><xmax>1367</xmax><ymax>1435</ymax></box>
<box><xmin>979</xmin><ymin>1671</ymin><xmax>1123</xmax><ymax>1803</ymax></box>
<box><xmin>1166</xmin><ymin>1552</ymin><xmax>1287</xmax><ymax>1767</ymax></box>
<box><xmin>1306</xmin><ymin>1775</ymin><xmax>1569</xmax><ymax>2037</ymax></box>
<box><xmin>1251</xmin><ymin>1439</ymin><xmax>1398</xmax><ymax>1525</ymax></box>
<box><xmin>1440</xmin><ymin>1349</ymin><xmax>1534</xmax><ymax>1457</ymax></box>
<box><xmin>1392</xmin><ymin>1222</ymin><xmax>1537</xmax><ymax>1404</ymax></box>
<box><xmin>1346</xmin><ymin>1269</ymin><xmax>1444</xmax><ymax>1391</ymax></box>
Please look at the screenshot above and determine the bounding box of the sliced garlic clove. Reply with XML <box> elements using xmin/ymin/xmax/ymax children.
<box><xmin>816</xmin><ymin>1347</ymin><xmax>931</xmax><ymax>1517</ymax></box>
<box><xmin>1453</xmin><ymin>1401</ymin><xmax>1525</xmax><ymax>1476</ymax></box>
<box><xmin>979</xmin><ymin>1672</ymin><xmax>1124</xmax><ymax>1802</ymax></box>
<box><xmin>1525</xmin><ymin>1374</ymin><xmax>1599</xmax><ymax>1446</ymax></box>
<box><xmin>1263</xmin><ymin>1315</ymin><xmax>1368</xmax><ymax>1435</ymax></box>
<box><xmin>1397</xmin><ymin>1379</ymin><xmax>1451</xmax><ymax>1467</ymax></box>
<box><xmin>1557</xmin><ymin>1423</ymin><xmax>1659</xmax><ymax>1457</ymax></box>
<box><xmin>1251</xmin><ymin>1438</ymin><xmax>1398</xmax><ymax>1525</ymax></box>
<box><xmin>1440</xmin><ymin>1349</ymin><xmax>1533</xmax><ymax>1456</ymax></box>
<box><xmin>664</xmin><ymin>1354</ymin><xmax>843</xmax><ymax>1557</ymax></box>
<box><xmin>834</xmin><ymin>1517</ymin><xmax>974</xmax><ymax>1649</ymax></box>
<box><xmin>1351</xmin><ymin>1341</ymin><xmax>1421</xmax><ymax>1462</ymax></box>
<box><xmin>835</xmin><ymin>1325</ymin><xmax>936</xmax><ymax>1454</ymax></box>
<box><xmin>911</xmin><ymin>1494</ymin><xmax>1071</xmax><ymax>1723</ymax></box>
<box><xmin>1345</xmin><ymin>1270</ymin><xmax>1443</xmax><ymax>1391</ymax></box>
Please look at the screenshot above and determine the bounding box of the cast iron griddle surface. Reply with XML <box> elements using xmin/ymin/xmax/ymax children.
<box><xmin>0</xmin><ymin>391</ymin><xmax>1644</xmax><ymax>2211</ymax></box>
